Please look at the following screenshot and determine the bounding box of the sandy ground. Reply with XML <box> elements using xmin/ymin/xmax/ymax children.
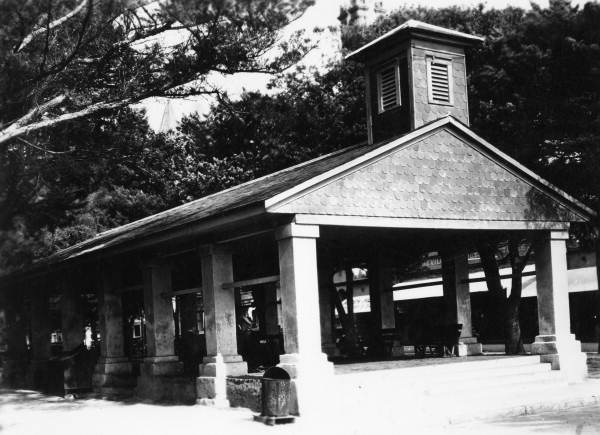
<box><xmin>1</xmin><ymin>389</ymin><xmax>600</xmax><ymax>435</ymax></box>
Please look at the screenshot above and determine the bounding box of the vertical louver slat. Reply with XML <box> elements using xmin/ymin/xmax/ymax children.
<box><xmin>377</xmin><ymin>61</ymin><xmax>400</xmax><ymax>112</ymax></box>
<box><xmin>429</xmin><ymin>61</ymin><xmax>451</xmax><ymax>104</ymax></box>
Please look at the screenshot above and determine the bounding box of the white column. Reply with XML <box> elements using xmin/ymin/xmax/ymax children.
<box><xmin>199</xmin><ymin>245</ymin><xmax>247</xmax><ymax>376</ymax></box>
<box><xmin>441</xmin><ymin>250</ymin><xmax>482</xmax><ymax>355</ymax></box>
<box><xmin>532</xmin><ymin>230</ymin><xmax>587</xmax><ymax>381</ymax></box>
<box><xmin>197</xmin><ymin>245</ymin><xmax>247</xmax><ymax>407</ymax></box>
<box><xmin>276</xmin><ymin>223</ymin><xmax>334</xmax><ymax>416</ymax></box>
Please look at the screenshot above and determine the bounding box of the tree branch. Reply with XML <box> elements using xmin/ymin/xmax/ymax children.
<box><xmin>16</xmin><ymin>137</ymin><xmax>72</xmax><ymax>155</ymax></box>
<box><xmin>0</xmin><ymin>86</ymin><xmax>220</xmax><ymax>147</ymax></box>
<box><xmin>0</xmin><ymin>98</ymin><xmax>130</xmax><ymax>147</ymax></box>
<box><xmin>3</xmin><ymin>94</ymin><xmax>68</xmax><ymax>131</ymax></box>
<box><xmin>15</xmin><ymin>0</ymin><xmax>91</xmax><ymax>53</ymax></box>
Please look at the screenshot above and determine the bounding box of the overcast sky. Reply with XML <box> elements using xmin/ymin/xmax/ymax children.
<box><xmin>145</xmin><ymin>0</ymin><xmax>590</xmax><ymax>131</ymax></box>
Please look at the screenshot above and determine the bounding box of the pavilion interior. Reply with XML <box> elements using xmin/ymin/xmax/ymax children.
<box><xmin>5</xmin><ymin>225</ymin><xmax>563</xmax><ymax>383</ymax></box>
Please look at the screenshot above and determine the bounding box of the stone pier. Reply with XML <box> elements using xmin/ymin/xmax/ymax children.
<box><xmin>1</xmin><ymin>289</ymin><xmax>28</xmax><ymax>387</ymax></box>
<box><xmin>60</xmin><ymin>278</ymin><xmax>85</xmax><ymax>352</ymax></box>
<box><xmin>276</xmin><ymin>223</ymin><xmax>334</xmax><ymax>416</ymax></box>
<box><xmin>441</xmin><ymin>249</ymin><xmax>482</xmax><ymax>356</ymax></box>
<box><xmin>197</xmin><ymin>245</ymin><xmax>247</xmax><ymax>406</ymax></box>
<box><xmin>28</xmin><ymin>284</ymin><xmax>51</xmax><ymax>391</ymax></box>
<box><xmin>531</xmin><ymin>231</ymin><xmax>587</xmax><ymax>382</ymax></box>
<box><xmin>93</xmin><ymin>265</ymin><xmax>134</xmax><ymax>397</ymax></box>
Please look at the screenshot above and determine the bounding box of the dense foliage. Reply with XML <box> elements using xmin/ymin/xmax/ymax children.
<box><xmin>2</xmin><ymin>0</ymin><xmax>600</xmax><ymax>281</ymax></box>
<box><xmin>0</xmin><ymin>0</ymin><xmax>314</xmax><ymax>146</ymax></box>
<box><xmin>0</xmin><ymin>0</ymin><xmax>314</xmax><ymax>271</ymax></box>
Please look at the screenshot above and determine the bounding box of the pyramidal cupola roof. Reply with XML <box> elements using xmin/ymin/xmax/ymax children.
<box><xmin>346</xmin><ymin>19</ymin><xmax>484</xmax><ymax>62</ymax></box>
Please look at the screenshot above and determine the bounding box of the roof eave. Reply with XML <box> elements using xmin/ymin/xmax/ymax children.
<box><xmin>0</xmin><ymin>203</ymin><xmax>269</xmax><ymax>283</ymax></box>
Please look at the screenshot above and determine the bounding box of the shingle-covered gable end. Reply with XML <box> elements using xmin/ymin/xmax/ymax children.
<box><xmin>268</xmin><ymin>129</ymin><xmax>582</xmax><ymax>223</ymax></box>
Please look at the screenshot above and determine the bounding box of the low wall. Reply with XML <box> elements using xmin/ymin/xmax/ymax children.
<box><xmin>482</xmin><ymin>342</ymin><xmax>598</xmax><ymax>353</ymax></box>
<box><xmin>226</xmin><ymin>376</ymin><xmax>261</xmax><ymax>412</ymax></box>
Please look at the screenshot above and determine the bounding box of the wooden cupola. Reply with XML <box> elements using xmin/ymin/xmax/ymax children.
<box><xmin>346</xmin><ymin>20</ymin><xmax>483</xmax><ymax>144</ymax></box>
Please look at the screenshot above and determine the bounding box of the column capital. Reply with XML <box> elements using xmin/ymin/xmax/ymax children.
<box><xmin>536</xmin><ymin>230</ymin><xmax>569</xmax><ymax>242</ymax></box>
<box><xmin>275</xmin><ymin>223</ymin><xmax>319</xmax><ymax>241</ymax></box>
<box><xmin>140</xmin><ymin>256</ymin><xmax>171</xmax><ymax>271</ymax></box>
<box><xmin>198</xmin><ymin>244</ymin><xmax>232</xmax><ymax>257</ymax></box>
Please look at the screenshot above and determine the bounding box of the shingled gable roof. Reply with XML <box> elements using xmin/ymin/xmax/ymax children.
<box><xmin>264</xmin><ymin>117</ymin><xmax>595</xmax><ymax>222</ymax></box>
<box><xmin>25</xmin><ymin>116</ymin><xmax>595</xmax><ymax>270</ymax></box>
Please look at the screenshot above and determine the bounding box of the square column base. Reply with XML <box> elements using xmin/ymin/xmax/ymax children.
<box><xmin>140</xmin><ymin>355</ymin><xmax>183</xmax><ymax>377</ymax></box>
<box><xmin>1</xmin><ymin>359</ymin><xmax>28</xmax><ymax>388</ymax></box>
<box><xmin>196</xmin><ymin>376</ymin><xmax>230</xmax><ymax>406</ymax></box>
<box><xmin>277</xmin><ymin>352</ymin><xmax>334</xmax><ymax>379</ymax></box>
<box><xmin>197</xmin><ymin>354</ymin><xmax>242</xmax><ymax>405</ymax></box>
<box><xmin>200</xmin><ymin>354</ymin><xmax>247</xmax><ymax>377</ymax></box>
<box><xmin>458</xmin><ymin>337</ymin><xmax>483</xmax><ymax>356</ymax></box>
<box><xmin>197</xmin><ymin>397</ymin><xmax>230</xmax><ymax>407</ymax></box>
<box><xmin>94</xmin><ymin>356</ymin><xmax>132</xmax><ymax>375</ymax></box>
<box><xmin>322</xmin><ymin>343</ymin><xmax>340</xmax><ymax>358</ymax></box>
<box><xmin>277</xmin><ymin>353</ymin><xmax>334</xmax><ymax>417</ymax></box>
<box><xmin>25</xmin><ymin>359</ymin><xmax>49</xmax><ymax>391</ymax></box>
<box><xmin>134</xmin><ymin>356</ymin><xmax>198</xmax><ymax>404</ymax></box>
<box><xmin>92</xmin><ymin>357</ymin><xmax>135</xmax><ymax>395</ymax></box>
<box><xmin>532</xmin><ymin>334</ymin><xmax>588</xmax><ymax>383</ymax></box>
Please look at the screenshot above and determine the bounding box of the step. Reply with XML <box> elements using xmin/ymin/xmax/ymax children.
<box><xmin>94</xmin><ymin>386</ymin><xmax>136</xmax><ymax>400</ymax></box>
<box><xmin>338</xmin><ymin>377</ymin><xmax>596</xmax><ymax>428</ymax></box>
<box><xmin>335</xmin><ymin>380</ymin><xmax>600</xmax><ymax>433</ymax></box>
<box><xmin>441</xmin><ymin>379</ymin><xmax>600</xmax><ymax>425</ymax></box>
<box><xmin>432</xmin><ymin>372</ymin><xmax>568</xmax><ymax>403</ymax></box>
<box><xmin>335</xmin><ymin>368</ymin><xmax>568</xmax><ymax>416</ymax></box>
<box><xmin>334</xmin><ymin>357</ymin><xmax>548</xmax><ymax>392</ymax></box>
<box><xmin>135</xmin><ymin>375</ymin><xmax>196</xmax><ymax>404</ymax></box>
<box><xmin>423</xmin><ymin>368</ymin><xmax>566</xmax><ymax>395</ymax></box>
<box><xmin>92</xmin><ymin>373</ymin><xmax>137</xmax><ymax>388</ymax></box>
<box><xmin>336</xmin><ymin>356</ymin><xmax>542</xmax><ymax>382</ymax></box>
<box><xmin>335</xmin><ymin>367</ymin><xmax>559</xmax><ymax>397</ymax></box>
<box><xmin>409</xmin><ymin>361</ymin><xmax>552</xmax><ymax>387</ymax></box>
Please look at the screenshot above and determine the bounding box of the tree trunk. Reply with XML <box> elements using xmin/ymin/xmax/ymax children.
<box><xmin>478</xmin><ymin>241</ymin><xmax>504</xmax><ymax>297</ymax></box>
<box><xmin>595</xmin><ymin>234</ymin><xmax>600</xmax><ymax>354</ymax></box>
<box><xmin>505</xmin><ymin>237</ymin><xmax>529</xmax><ymax>354</ymax></box>
<box><xmin>330</xmin><ymin>284</ymin><xmax>361</xmax><ymax>357</ymax></box>
<box><xmin>505</xmin><ymin>270</ymin><xmax>524</xmax><ymax>354</ymax></box>
<box><xmin>477</xmin><ymin>240</ymin><xmax>507</xmax><ymax>343</ymax></box>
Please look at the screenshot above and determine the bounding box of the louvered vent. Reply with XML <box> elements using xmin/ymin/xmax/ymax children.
<box><xmin>377</xmin><ymin>61</ymin><xmax>400</xmax><ymax>112</ymax></box>
<box><xmin>428</xmin><ymin>60</ymin><xmax>452</xmax><ymax>104</ymax></box>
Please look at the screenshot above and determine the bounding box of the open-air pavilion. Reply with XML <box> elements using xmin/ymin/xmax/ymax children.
<box><xmin>0</xmin><ymin>20</ymin><xmax>595</xmax><ymax>416</ymax></box>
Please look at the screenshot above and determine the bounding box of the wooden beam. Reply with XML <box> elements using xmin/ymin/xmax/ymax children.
<box><xmin>215</xmin><ymin>229</ymin><xmax>273</xmax><ymax>245</ymax></box>
<box><xmin>165</xmin><ymin>286</ymin><xmax>202</xmax><ymax>297</ymax></box>
<box><xmin>222</xmin><ymin>275</ymin><xmax>279</xmax><ymax>290</ymax></box>
<box><xmin>160</xmin><ymin>248</ymin><xmax>196</xmax><ymax>258</ymax></box>
<box><xmin>293</xmin><ymin>214</ymin><xmax>571</xmax><ymax>231</ymax></box>
<box><xmin>117</xmin><ymin>284</ymin><xmax>143</xmax><ymax>293</ymax></box>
